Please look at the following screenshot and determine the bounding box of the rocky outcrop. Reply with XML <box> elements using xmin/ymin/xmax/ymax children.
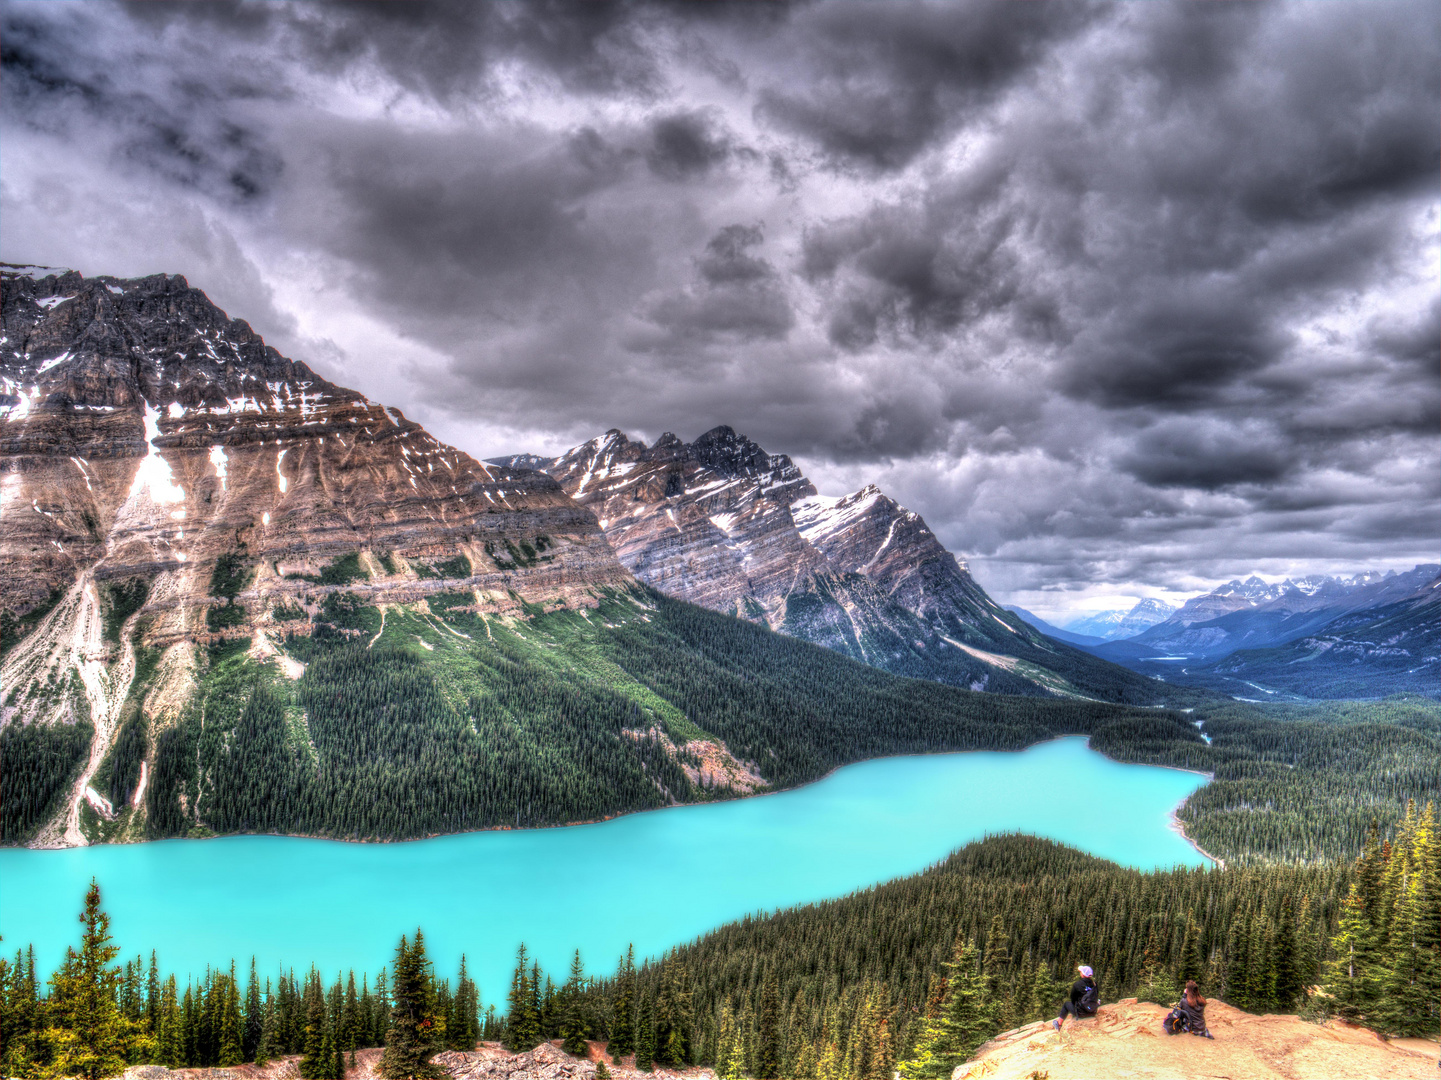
<box><xmin>531</xmin><ymin>427</ymin><xmax>824</xmax><ymax>616</ymax></box>
<box><xmin>122</xmin><ymin>1043</ymin><xmax>712</xmax><ymax>1080</ymax></box>
<box><xmin>953</xmin><ymin>999</ymin><xmax>1439</xmax><ymax>1080</ymax></box>
<box><xmin>436</xmin><ymin>1042</ymin><xmax>709</xmax><ymax>1080</ymax></box>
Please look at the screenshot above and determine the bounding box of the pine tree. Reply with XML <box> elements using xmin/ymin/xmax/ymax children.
<box><xmin>372</xmin><ymin>967</ymin><xmax>390</xmax><ymax>1051</ymax></box>
<box><xmin>380</xmin><ymin>932</ymin><xmax>443</xmax><ymax>1079</ymax></box>
<box><xmin>561</xmin><ymin>950</ymin><xmax>589</xmax><ymax>1056</ymax></box>
<box><xmin>1026</xmin><ymin>961</ymin><xmax>1055</xmax><ymax>1025</ymax></box>
<box><xmin>897</xmin><ymin>937</ymin><xmax>988</xmax><ymax>1079</ymax></box>
<box><xmin>608</xmin><ymin>946</ymin><xmax>636</xmax><ymax>1060</ymax></box>
<box><xmin>757</xmin><ymin>967</ymin><xmax>781</xmax><ymax>1080</ymax></box>
<box><xmin>342</xmin><ymin>971</ymin><xmax>361</xmax><ymax>1053</ymax></box>
<box><xmin>146</xmin><ymin>952</ymin><xmax>162</xmax><ymax>1036</ymax></box>
<box><xmin>156</xmin><ymin>975</ymin><xmax>181</xmax><ymax>1067</ymax></box>
<box><xmin>714</xmin><ymin>1004</ymin><xmax>740</xmax><ymax>1080</ymax></box>
<box><xmin>505</xmin><ymin>945</ymin><xmax>541</xmax><ymax>1053</ymax></box>
<box><xmin>634</xmin><ymin>995</ymin><xmax>656</xmax><ymax>1072</ymax></box>
<box><xmin>1272</xmin><ymin>897</ymin><xmax>1303</xmax><ymax>1011</ymax></box>
<box><xmin>1179</xmin><ymin>919</ymin><xmax>1205</xmax><ymax>986</ymax></box>
<box><xmin>217</xmin><ymin>974</ymin><xmax>241</xmax><ymax>1066</ymax></box>
<box><xmin>981</xmin><ymin>914</ymin><xmax>1011</xmax><ymax>1030</ymax></box>
<box><xmin>255</xmin><ymin>981</ymin><xmax>276</xmax><ymax>1068</ymax></box>
<box><xmin>1224</xmin><ymin>911</ymin><xmax>1251</xmax><ymax>1010</ymax></box>
<box><xmin>243</xmin><ymin>958</ymin><xmax>263</xmax><ymax>1062</ymax></box>
<box><xmin>2</xmin><ymin>946</ymin><xmax>39</xmax><ymax>1079</ymax></box>
<box><xmin>44</xmin><ymin>881</ymin><xmax>138</xmax><ymax>1080</ymax></box>
<box><xmin>301</xmin><ymin>970</ymin><xmax>330</xmax><ymax>1079</ymax></box>
<box><xmin>449</xmin><ymin>956</ymin><xmax>479</xmax><ymax>1051</ymax></box>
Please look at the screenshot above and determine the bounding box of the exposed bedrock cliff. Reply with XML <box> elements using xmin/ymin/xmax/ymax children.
<box><xmin>0</xmin><ymin>265</ymin><xmax>629</xmax><ymax>659</ymax></box>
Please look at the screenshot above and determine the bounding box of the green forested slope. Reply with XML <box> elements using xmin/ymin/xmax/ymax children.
<box><xmin>41</xmin><ymin>587</ymin><xmax>1213</xmax><ymax>845</ymax></box>
<box><xmin>1178</xmin><ymin>696</ymin><xmax>1441</xmax><ymax>864</ymax></box>
<box><xmin>605</xmin><ymin>833</ymin><xmax>1348</xmax><ymax>1075</ymax></box>
<box><xmin>10</xmin><ymin>586</ymin><xmax>1437</xmax><ymax>858</ymax></box>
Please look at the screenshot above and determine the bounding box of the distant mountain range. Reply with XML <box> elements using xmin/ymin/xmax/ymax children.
<box><xmin>1083</xmin><ymin>566</ymin><xmax>1440</xmax><ymax>698</ymax></box>
<box><xmin>1062</xmin><ymin>598</ymin><xmax>1176</xmax><ymax>641</ymax></box>
<box><xmin>1005</xmin><ymin>607</ymin><xmax>1105</xmax><ymax>647</ymax></box>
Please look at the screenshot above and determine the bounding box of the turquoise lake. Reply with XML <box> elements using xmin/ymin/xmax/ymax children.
<box><xmin>0</xmin><ymin>738</ymin><xmax>1207</xmax><ymax>1004</ymax></box>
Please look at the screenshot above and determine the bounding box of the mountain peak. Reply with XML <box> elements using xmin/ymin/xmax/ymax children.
<box><xmin>1</xmin><ymin>264</ymin><xmax>629</xmax><ymax>649</ymax></box>
<box><xmin>690</xmin><ymin>424</ymin><xmax>772</xmax><ymax>476</ymax></box>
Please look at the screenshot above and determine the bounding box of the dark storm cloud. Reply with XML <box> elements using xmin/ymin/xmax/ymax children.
<box><xmin>2</xmin><ymin>0</ymin><xmax>1437</xmax><ymax>604</ymax></box>
<box><xmin>123</xmin><ymin>0</ymin><xmax>666</xmax><ymax>102</ymax></box>
<box><xmin>1119</xmin><ymin>420</ymin><xmax>1298</xmax><ymax>491</ymax></box>
<box><xmin>2</xmin><ymin>4</ymin><xmax>285</xmax><ymax>202</ymax></box>
<box><xmin>756</xmin><ymin>1</ymin><xmax>1100</xmax><ymax>172</ymax></box>
<box><xmin>639</xmin><ymin>224</ymin><xmax>794</xmax><ymax>347</ymax></box>
<box><xmin>800</xmin><ymin>186</ymin><xmax>1022</xmax><ymax>351</ymax></box>
<box><xmin>646</xmin><ymin>111</ymin><xmax>735</xmax><ymax>180</ymax></box>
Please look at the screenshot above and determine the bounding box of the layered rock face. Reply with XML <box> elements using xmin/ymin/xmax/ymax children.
<box><xmin>0</xmin><ymin>265</ymin><xmax>632</xmax><ymax>840</ymax></box>
<box><xmin>507</xmin><ymin>428</ymin><xmax>1126</xmax><ymax>697</ymax></box>
<box><xmin>531</xmin><ymin>427</ymin><xmax>826</xmax><ymax>618</ymax></box>
<box><xmin>1</xmin><ymin>265</ymin><xmax>627</xmax><ymax>645</ymax></box>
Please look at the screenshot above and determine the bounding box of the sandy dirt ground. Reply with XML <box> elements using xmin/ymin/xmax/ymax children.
<box><xmin>954</xmin><ymin>998</ymin><xmax>1441</xmax><ymax>1080</ymax></box>
<box><xmin>123</xmin><ymin>1041</ymin><xmax>713</xmax><ymax>1080</ymax></box>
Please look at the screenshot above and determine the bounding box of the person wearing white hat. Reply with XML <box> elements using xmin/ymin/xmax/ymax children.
<box><xmin>1053</xmin><ymin>964</ymin><xmax>1099</xmax><ymax>1031</ymax></box>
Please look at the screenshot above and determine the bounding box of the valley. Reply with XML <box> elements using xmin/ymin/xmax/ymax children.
<box><xmin>2</xmin><ymin>265</ymin><xmax>1438</xmax><ymax>1080</ymax></box>
<box><xmin>1</xmin><ymin>265</ymin><xmax>1207</xmax><ymax>852</ymax></box>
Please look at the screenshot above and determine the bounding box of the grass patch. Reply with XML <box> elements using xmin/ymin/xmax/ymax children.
<box><xmin>433</xmin><ymin>554</ymin><xmax>472</xmax><ymax>579</ymax></box>
<box><xmin>285</xmin><ymin>552</ymin><xmax>369</xmax><ymax>586</ymax></box>
<box><xmin>210</xmin><ymin>551</ymin><xmax>251</xmax><ymax>600</ymax></box>
<box><xmin>100</xmin><ymin>577</ymin><xmax>150</xmax><ymax>644</ymax></box>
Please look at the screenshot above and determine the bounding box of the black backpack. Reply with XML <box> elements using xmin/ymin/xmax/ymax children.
<box><xmin>1078</xmin><ymin>982</ymin><xmax>1099</xmax><ymax>1015</ymax></box>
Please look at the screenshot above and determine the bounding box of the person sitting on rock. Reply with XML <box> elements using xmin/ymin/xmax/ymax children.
<box><xmin>1053</xmin><ymin>965</ymin><xmax>1099</xmax><ymax>1031</ymax></box>
<box><xmin>1163</xmin><ymin>980</ymin><xmax>1214</xmax><ymax>1038</ymax></box>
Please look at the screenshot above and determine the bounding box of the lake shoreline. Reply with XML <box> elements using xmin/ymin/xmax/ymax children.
<box><xmin>1169</xmin><ymin>807</ymin><xmax>1227</xmax><ymax>869</ymax></box>
<box><xmin>17</xmin><ymin>733</ymin><xmax>1212</xmax><ymax>851</ymax></box>
<box><xmin>3</xmin><ymin>738</ymin><xmax>1208</xmax><ymax>990</ymax></box>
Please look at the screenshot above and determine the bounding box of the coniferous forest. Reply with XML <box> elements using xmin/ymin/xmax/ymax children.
<box><xmin>5</xmin><ymin>804</ymin><xmax>1440</xmax><ymax>1079</ymax></box>
<box><xmin>8</xmin><ymin>588</ymin><xmax>1437</xmax><ymax>874</ymax></box>
<box><xmin>5</xmin><ymin>595</ymin><xmax>1440</xmax><ymax>1079</ymax></box>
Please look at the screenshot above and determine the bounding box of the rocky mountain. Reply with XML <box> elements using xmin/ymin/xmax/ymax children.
<box><xmin>1093</xmin><ymin>565</ymin><xmax>1440</xmax><ymax>666</ymax></box>
<box><xmin>0</xmin><ymin>264</ymin><xmax>633</xmax><ymax>845</ymax></box>
<box><xmin>1064</xmin><ymin>598</ymin><xmax>1176</xmax><ymax>641</ymax></box>
<box><xmin>3</xmin><ymin>265</ymin><xmax>1198</xmax><ymax>851</ymax></box>
<box><xmin>502</xmin><ymin>429</ymin><xmax>1175</xmax><ymax>703</ymax></box>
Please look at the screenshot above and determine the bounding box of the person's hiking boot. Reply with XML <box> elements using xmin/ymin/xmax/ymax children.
<box><xmin>1052</xmin><ymin>1020</ymin><xmax>1062</xmax><ymax>1032</ymax></box>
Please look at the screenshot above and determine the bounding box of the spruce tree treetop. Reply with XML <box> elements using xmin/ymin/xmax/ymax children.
<box><xmin>44</xmin><ymin>880</ymin><xmax>143</xmax><ymax>1080</ymax></box>
<box><xmin>380</xmin><ymin>932</ymin><xmax>444</xmax><ymax>1080</ymax></box>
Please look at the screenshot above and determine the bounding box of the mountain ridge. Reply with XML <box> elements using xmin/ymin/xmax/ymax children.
<box><xmin>499</xmin><ymin>429</ymin><xmax>1176</xmax><ymax>704</ymax></box>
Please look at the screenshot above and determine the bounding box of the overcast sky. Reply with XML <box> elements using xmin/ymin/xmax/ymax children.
<box><xmin>3</xmin><ymin>0</ymin><xmax>1436</xmax><ymax>618</ymax></box>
